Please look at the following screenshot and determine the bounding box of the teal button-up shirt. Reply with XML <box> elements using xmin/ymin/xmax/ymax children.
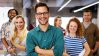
<box><xmin>26</xmin><ymin>25</ymin><xmax>64</xmax><ymax>56</ymax></box>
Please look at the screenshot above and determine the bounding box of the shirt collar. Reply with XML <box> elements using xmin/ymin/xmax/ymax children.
<box><xmin>36</xmin><ymin>24</ymin><xmax>51</xmax><ymax>32</ymax></box>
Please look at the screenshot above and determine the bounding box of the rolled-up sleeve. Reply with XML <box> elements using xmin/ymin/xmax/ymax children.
<box><xmin>53</xmin><ymin>28</ymin><xmax>64</xmax><ymax>56</ymax></box>
<box><xmin>26</xmin><ymin>31</ymin><xmax>38</xmax><ymax>56</ymax></box>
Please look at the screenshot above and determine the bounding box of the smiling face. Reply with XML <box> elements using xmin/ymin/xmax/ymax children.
<box><xmin>67</xmin><ymin>18</ymin><xmax>83</xmax><ymax>37</ymax></box>
<box><xmin>83</xmin><ymin>12</ymin><xmax>92</xmax><ymax>22</ymax></box>
<box><xmin>69</xmin><ymin>21</ymin><xmax>78</xmax><ymax>34</ymax></box>
<box><xmin>15</xmin><ymin>17</ymin><xmax>25</xmax><ymax>30</ymax></box>
<box><xmin>8</xmin><ymin>10</ymin><xmax>17</xmax><ymax>21</ymax></box>
<box><xmin>35</xmin><ymin>6</ymin><xmax>50</xmax><ymax>25</ymax></box>
<box><xmin>56</xmin><ymin>18</ymin><xmax>62</xmax><ymax>27</ymax></box>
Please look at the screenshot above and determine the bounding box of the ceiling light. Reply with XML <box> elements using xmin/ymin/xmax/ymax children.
<box><xmin>58</xmin><ymin>0</ymin><xmax>71</xmax><ymax>12</ymax></box>
<box><xmin>37</xmin><ymin>0</ymin><xmax>40</xmax><ymax>3</ymax></box>
<box><xmin>73</xmin><ymin>1</ymin><xmax>99</xmax><ymax>13</ymax></box>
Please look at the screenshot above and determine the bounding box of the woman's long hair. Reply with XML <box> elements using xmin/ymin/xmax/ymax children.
<box><xmin>10</xmin><ymin>15</ymin><xmax>27</xmax><ymax>43</ymax></box>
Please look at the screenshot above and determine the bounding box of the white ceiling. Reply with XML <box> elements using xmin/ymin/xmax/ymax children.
<box><xmin>0</xmin><ymin>0</ymin><xmax>13</xmax><ymax>7</ymax></box>
<box><xmin>0</xmin><ymin>0</ymin><xmax>98</xmax><ymax>8</ymax></box>
<box><xmin>31</xmin><ymin>0</ymin><xmax>98</xmax><ymax>7</ymax></box>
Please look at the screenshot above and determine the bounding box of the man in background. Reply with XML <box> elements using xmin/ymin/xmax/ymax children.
<box><xmin>82</xmin><ymin>9</ymin><xmax>99</xmax><ymax>56</ymax></box>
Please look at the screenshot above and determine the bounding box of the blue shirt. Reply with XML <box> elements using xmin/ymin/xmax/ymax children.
<box><xmin>64</xmin><ymin>35</ymin><xmax>86</xmax><ymax>56</ymax></box>
<box><xmin>26</xmin><ymin>25</ymin><xmax>64</xmax><ymax>56</ymax></box>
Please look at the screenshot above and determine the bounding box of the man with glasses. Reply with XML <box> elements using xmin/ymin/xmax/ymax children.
<box><xmin>26</xmin><ymin>3</ymin><xmax>64</xmax><ymax>56</ymax></box>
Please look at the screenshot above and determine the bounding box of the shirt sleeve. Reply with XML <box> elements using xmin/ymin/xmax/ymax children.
<box><xmin>26</xmin><ymin>31</ymin><xmax>38</xmax><ymax>56</ymax></box>
<box><xmin>1</xmin><ymin>24</ymin><xmax>5</xmax><ymax>38</ymax></box>
<box><xmin>82</xmin><ymin>37</ymin><xmax>87</xmax><ymax>44</ymax></box>
<box><xmin>95</xmin><ymin>26</ymin><xmax>99</xmax><ymax>41</ymax></box>
<box><xmin>53</xmin><ymin>28</ymin><xmax>64</xmax><ymax>56</ymax></box>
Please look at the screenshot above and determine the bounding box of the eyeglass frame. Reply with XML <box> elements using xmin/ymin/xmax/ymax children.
<box><xmin>35</xmin><ymin>12</ymin><xmax>49</xmax><ymax>16</ymax></box>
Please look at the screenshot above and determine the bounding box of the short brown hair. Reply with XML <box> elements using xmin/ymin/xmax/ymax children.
<box><xmin>8</xmin><ymin>9</ymin><xmax>18</xmax><ymax>15</ymax></box>
<box><xmin>34</xmin><ymin>2</ymin><xmax>49</xmax><ymax>13</ymax></box>
<box><xmin>83</xmin><ymin>9</ymin><xmax>92</xmax><ymax>15</ymax></box>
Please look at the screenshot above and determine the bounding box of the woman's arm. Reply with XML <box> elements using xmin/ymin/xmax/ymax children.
<box><xmin>83</xmin><ymin>42</ymin><xmax>90</xmax><ymax>56</ymax></box>
<box><xmin>63</xmin><ymin>52</ymin><xmax>70</xmax><ymax>56</ymax></box>
<box><xmin>10</xmin><ymin>37</ymin><xmax>26</xmax><ymax>51</ymax></box>
<box><xmin>63</xmin><ymin>50</ymin><xmax>70</xmax><ymax>56</ymax></box>
<box><xmin>14</xmin><ymin>44</ymin><xmax>25</xmax><ymax>51</ymax></box>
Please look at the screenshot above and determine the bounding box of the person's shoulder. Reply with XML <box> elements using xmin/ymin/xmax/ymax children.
<box><xmin>51</xmin><ymin>25</ymin><xmax>62</xmax><ymax>32</ymax></box>
<box><xmin>1</xmin><ymin>21</ymin><xmax>10</xmax><ymax>29</ymax></box>
<box><xmin>28</xmin><ymin>27</ymin><xmax>39</xmax><ymax>34</ymax></box>
<box><xmin>91</xmin><ymin>23</ymin><xmax>98</xmax><ymax>28</ymax></box>
<box><xmin>64</xmin><ymin>35</ymin><xmax>69</xmax><ymax>38</ymax></box>
<box><xmin>49</xmin><ymin>25</ymin><xmax>55</xmax><ymax>28</ymax></box>
<box><xmin>91</xmin><ymin>23</ymin><xmax>96</xmax><ymax>26</ymax></box>
<box><xmin>49</xmin><ymin>25</ymin><xmax>56</xmax><ymax>30</ymax></box>
<box><xmin>56</xmin><ymin>27</ymin><xmax>62</xmax><ymax>32</ymax></box>
<box><xmin>2</xmin><ymin>21</ymin><xmax>9</xmax><ymax>26</ymax></box>
<box><xmin>80</xmin><ymin>36</ymin><xmax>85</xmax><ymax>39</ymax></box>
<box><xmin>28</xmin><ymin>27</ymin><xmax>37</xmax><ymax>32</ymax></box>
<box><xmin>79</xmin><ymin>36</ymin><xmax>86</xmax><ymax>40</ymax></box>
<box><xmin>50</xmin><ymin>25</ymin><xmax>61</xmax><ymax>30</ymax></box>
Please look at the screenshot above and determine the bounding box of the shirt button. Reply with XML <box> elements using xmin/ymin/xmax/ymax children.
<box><xmin>44</xmin><ymin>40</ymin><xmax>46</xmax><ymax>41</ymax></box>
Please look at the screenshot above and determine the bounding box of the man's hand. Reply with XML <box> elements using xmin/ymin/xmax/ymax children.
<box><xmin>91</xmin><ymin>49</ymin><xmax>97</xmax><ymax>54</ymax></box>
<box><xmin>35</xmin><ymin>46</ymin><xmax>42</xmax><ymax>54</ymax></box>
<box><xmin>35</xmin><ymin>46</ymin><xmax>46</xmax><ymax>56</ymax></box>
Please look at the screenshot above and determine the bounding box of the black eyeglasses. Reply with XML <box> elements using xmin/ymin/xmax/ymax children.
<box><xmin>36</xmin><ymin>12</ymin><xmax>49</xmax><ymax>16</ymax></box>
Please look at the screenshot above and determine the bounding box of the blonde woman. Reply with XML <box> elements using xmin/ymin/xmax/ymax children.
<box><xmin>10</xmin><ymin>15</ymin><xmax>28</xmax><ymax>56</ymax></box>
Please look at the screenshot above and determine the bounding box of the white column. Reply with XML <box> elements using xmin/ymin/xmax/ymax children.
<box><xmin>97</xmin><ymin>4</ymin><xmax>99</xmax><ymax>29</ymax></box>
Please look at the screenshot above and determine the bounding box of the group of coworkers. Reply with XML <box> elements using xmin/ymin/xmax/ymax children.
<box><xmin>0</xmin><ymin>2</ymin><xmax>99</xmax><ymax>56</ymax></box>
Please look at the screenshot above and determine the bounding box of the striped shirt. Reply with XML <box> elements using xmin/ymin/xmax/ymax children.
<box><xmin>64</xmin><ymin>35</ymin><xmax>86</xmax><ymax>56</ymax></box>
